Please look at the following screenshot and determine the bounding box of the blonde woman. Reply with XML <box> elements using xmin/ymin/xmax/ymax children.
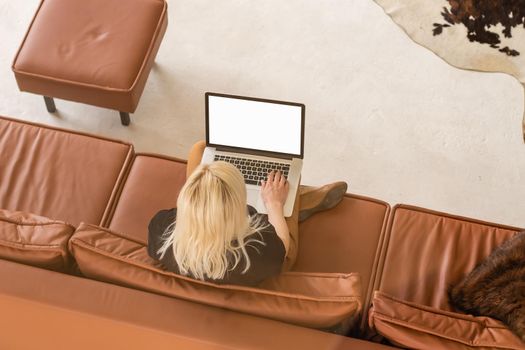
<box><xmin>148</xmin><ymin>141</ymin><xmax>347</xmax><ymax>286</ymax></box>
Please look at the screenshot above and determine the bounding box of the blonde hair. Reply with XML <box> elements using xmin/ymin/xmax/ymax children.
<box><xmin>157</xmin><ymin>161</ymin><xmax>267</xmax><ymax>280</ymax></box>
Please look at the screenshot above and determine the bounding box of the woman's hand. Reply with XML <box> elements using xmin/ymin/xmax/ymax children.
<box><xmin>260</xmin><ymin>170</ymin><xmax>289</xmax><ymax>210</ymax></box>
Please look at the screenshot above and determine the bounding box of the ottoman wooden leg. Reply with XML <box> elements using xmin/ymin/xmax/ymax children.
<box><xmin>44</xmin><ymin>96</ymin><xmax>56</xmax><ymax>113</ymax></box>
<box><xmin>119</xmin><ymin>112</ymin><xmax>130</xmax><ymax>126</ymax></box>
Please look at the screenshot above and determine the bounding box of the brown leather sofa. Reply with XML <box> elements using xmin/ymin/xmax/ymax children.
<box><xmin>0</xmin><ymin>115</ymin><xmax>523</xmax><ymax>349</ymax></box>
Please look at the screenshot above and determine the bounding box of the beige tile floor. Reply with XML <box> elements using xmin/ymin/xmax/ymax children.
<box><xmin>1</xmin><ymin>0</ymin><xmax>524</xmax><ymax>227</ymax></box>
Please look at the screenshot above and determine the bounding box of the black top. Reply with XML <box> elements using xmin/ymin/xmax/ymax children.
<box><xmin>147</xmin><ymin>206</ymin><xmax>286</xmax><ymax>287</ymax></box>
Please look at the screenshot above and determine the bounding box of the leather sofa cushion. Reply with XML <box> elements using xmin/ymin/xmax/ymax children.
<box><xmin>0</xmin><ymin>116</ymin><xmax>133</xmax><ymax>226</ymax></box>
<box><xmin>376</xmin><ymin>205</ymin><xmax>521</xmax><ymax>311</ymax></box>
<box><xmin>108</xmin><ymin>155</ymin><xmax>186</xmax><ymax>242</ymax></box>
<box><xmin>69</xmin><ymin>223</ymin><xmax>363</xmax><ymax>330</ymax></box>
<box><xmin>368</xmin><ymin>292</ymin><xmax>525</xmax><ymax>349</ymax></box>
<box><xmin>0</xmin><ymin>209</ymin><xmax>75</xmax><ymax>272</ymax></box>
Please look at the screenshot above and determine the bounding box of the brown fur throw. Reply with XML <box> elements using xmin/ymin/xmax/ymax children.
<box><xmin>449</xmin><ymin>231</ymin><xmax>525</xmax><ymax>341</ymax></box>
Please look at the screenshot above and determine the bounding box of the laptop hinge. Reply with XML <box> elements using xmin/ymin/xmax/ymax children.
<box><xmin>214</xmin><ymin>145</ymin><xmax>295</xmax><ymax>160</ymax></box>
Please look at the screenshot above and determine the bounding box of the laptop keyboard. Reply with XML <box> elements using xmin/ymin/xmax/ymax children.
<box><xmin>214</xmin><ymin>155</ymin><xmax>290</xmax><ymax>185</ymax></box>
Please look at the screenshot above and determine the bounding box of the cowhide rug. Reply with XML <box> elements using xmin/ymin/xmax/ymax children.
<box><xmin>374</xmin><ymin>0</ymin><xmax>525</xmax><ymax>142</ymax></box>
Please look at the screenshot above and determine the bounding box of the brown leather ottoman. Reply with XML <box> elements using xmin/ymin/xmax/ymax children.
<box><xmin>12</xmin><ymin>0</ymin><xmax>168</xmax><ymax>126</ymax></box>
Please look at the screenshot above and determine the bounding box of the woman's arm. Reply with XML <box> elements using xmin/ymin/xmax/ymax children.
<box><xmin>260</xmin><ymin>171</ymin><xmax>290</xmax><ymax>254</ymax></box>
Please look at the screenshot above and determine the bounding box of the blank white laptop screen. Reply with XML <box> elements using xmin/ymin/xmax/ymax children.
<box><xmin>207</xmin><ymin>95</ymin><xmax>303</xmax><ymax>156</ymax></box>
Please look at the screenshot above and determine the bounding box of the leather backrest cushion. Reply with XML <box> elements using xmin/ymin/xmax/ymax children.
<box><xmin>108</xmin><ymin>155</ymin><xmax>186</xmax><ymax>242</ymax></box>
<box><xmin>0</xmin><ymin>116</ymin><xmax>133</xmax><ymax>226</ymax></box>
<box><xmin>377</xmin><ymin>205</ymin><xmax>521</xmax><ymax>311</ymax></box>
<box><xmin>69</xmin><ymin>223</ymin><xmax>363</xmax><ymax>330</ymax></box>
<box><xmin>0</xmin><ymin>209</ymin><xmax>75</xmax><ymax>272</ymax></box>
<box><xmin>368</xmin><ymin>291</ymin><xmax>524</xmax><ymax>349</ymax></box>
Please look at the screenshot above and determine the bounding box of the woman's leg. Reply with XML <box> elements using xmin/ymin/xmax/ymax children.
<box><xmin>186</xmin><ymin>140</ymin><xmax>206</xmax><ymax>179</ymax></box>
<box><xmin>281</xmin><ymin>181</ymin><xmax>347</xmax><ymax>271</ymax></box>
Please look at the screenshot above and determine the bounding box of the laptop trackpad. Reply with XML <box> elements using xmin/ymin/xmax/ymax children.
<box><xmin>247</xmin><ymin>188</ymin><xmax>265</xmax><ymax>214</ymax></box>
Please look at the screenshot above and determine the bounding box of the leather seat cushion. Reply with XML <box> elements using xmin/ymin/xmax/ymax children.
<box><xmin>368</xmin><ymin>292</ymin><xmax>525</xmax><ymax>349</ymax></box>
<box><xmin>0</xmin><ymin>209</ymin><xmax>75</xmax><ymax>272</ymax></box>
<box><xmin>69</xmin><ymin>223</ymin><xmax>363</xmax><ymax>330</ymax></box>
<box><xmin>12</xmin><ymin>0</ymin><xmax>167</xmax><ymax>112</ymax></box>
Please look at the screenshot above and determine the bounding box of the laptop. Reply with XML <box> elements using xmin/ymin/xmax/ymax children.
<box><xmin>201</xmin><ymin>92</ymin><xmax>305</xmax><ymax>217</ymax></box>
